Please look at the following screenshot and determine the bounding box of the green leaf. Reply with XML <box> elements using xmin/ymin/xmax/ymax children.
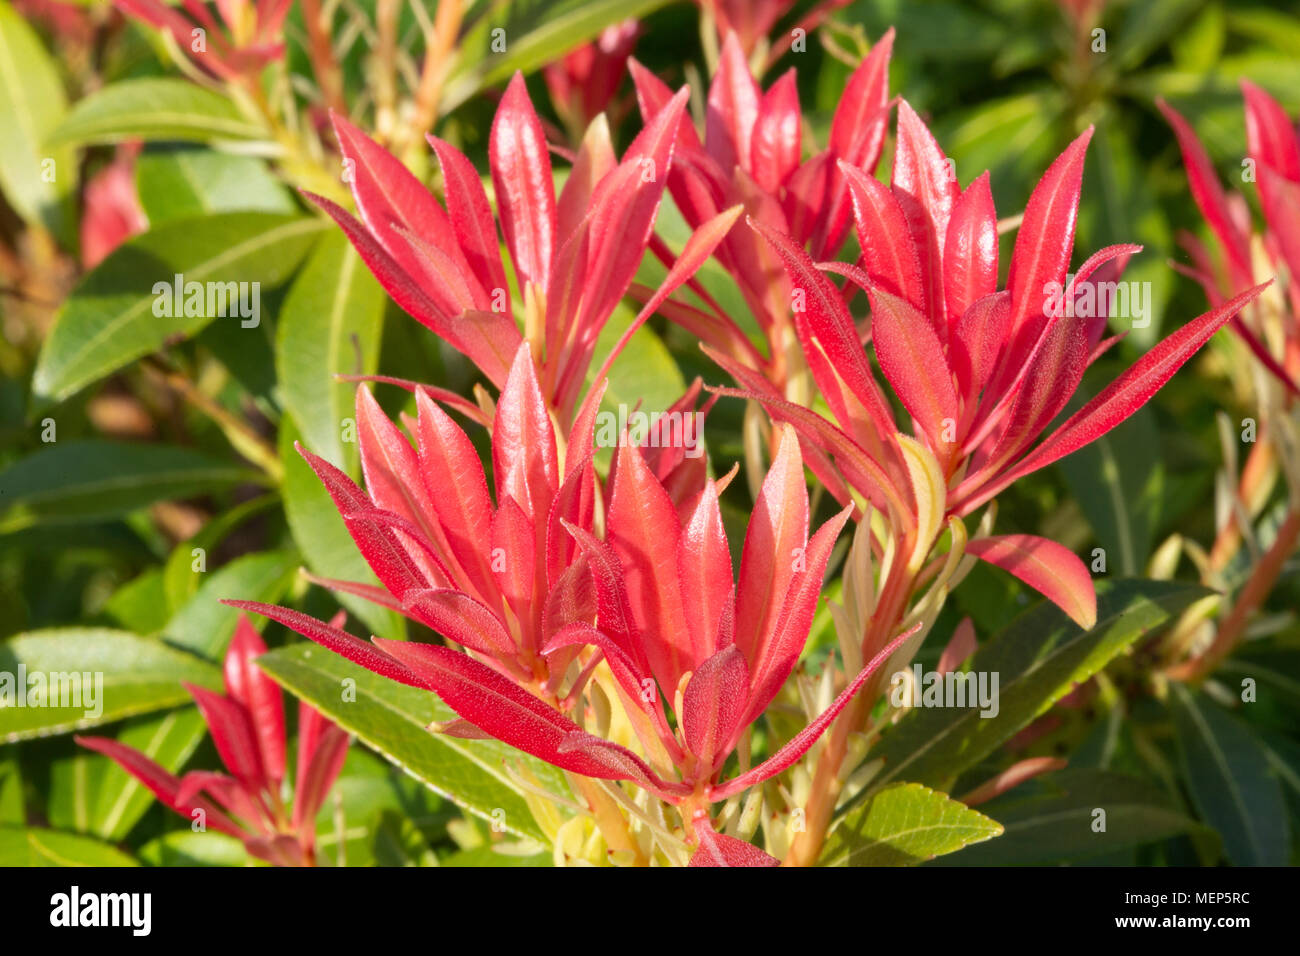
<box><xmin>161</xmin><ymin>494</ymin><xmax>276</xmax><ymax>613</ymax></box>
<box><xmin>46</xmin><ymin>78</ymin><xmax>266</xmax><ymax>147</ymax></box>
<box><xmin>851</xmin><ymin>580</ymin><xmax>1210</xmax><ymax>806</ymax></box>
<box><xmin>0</xmin><ymin>826</ymin><xmax>137</xmax><ymax>866</ymax></box>
<box><xmin>936</xmin><ymin>770</ymin><xmax>1203</xmax><ymax>865</ymax></box>
<box><xmin>0</xmin><ymin>0</ymin><xmax>74</xmax><ymax>235</ymax></box>
<box><xmin>820</xmin><ymin>783</ymin><xmax>1002</xmax><ymax>866</ymax></box>
<box><xmin>137</xmin><ymin>830</ymin><xmax>250</xmax><ymax>867</ymax></box>
<box><xmin>440</xmin><ymin>843</ymin><xmax>551</xmax><ymax>867</ymax></box>
<box><xmin>276</xmin><ymin>232</ymin><xmax>386</xmax><ymax>468</ymax></box>
<box><xmin>33</xmin><ymin>213</ymin><xmax>324</xmax><ymax>402</ymax></box>
<box><xmin>104</xmin><ymin>568</ymin><xmax>173</xmax><ymax>634</ymax></box>
<box><xmin>0</xmin><ymin>756</ymin><xmax>22</xmax><ymax>824</ymax></box>
<box><xmin>279</xmin><ymin>418</ymin><xmax>405</xmax><ymax>641</ymax></box>
<box><xmin>443</xmin><ymin>0</ymin><xmax>672</xmax><ymax>112</ymax></box>
<box><xmin>0</xmin><ymin>628</ymin><xmax>220</xmax><ymax>742</ymax></box>
<box><xmin>371</xmin><ymin>810</ymin><xmax>438</xmax><ymax>867</ymax></box>
<box><xmin>136</xmin><ymin>146</ymin><xmax>294</xmax><ymax>224</ymax></box>
<box><xmin>255</xmin><ymin>643</ymin><xmax>567</xmax><ymax>843</ymax></box>
<box><xmin>162</xmin><ymin>550</ymin><xmax>298</xmax><ymax>660</ymax></box>
<box><xmin>1169</xmin><ymin>683</ymin><xmax>1289</xmax><ymax>866</ymax></box>
<box><xmin>1057</xmin><ymin>403</ymin><xmax>1162</xmax><ymax>575</ymax></box>
<box><xmin>0</xmin><ymin>440</ymin><xmax>261</xmax><ymax>532</ymax></box>
<box><xmin>90</xmin><ymin>707</ymin><xmax>207</xmax><ymax>841</ymax></box>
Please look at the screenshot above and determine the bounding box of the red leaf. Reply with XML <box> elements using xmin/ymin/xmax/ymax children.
<box><xmin>950</xmin><ymin>291</ymin><xmax>1011</xmax><ymax>402</ymax></box>
<box><xmin>705</xmin><ymin>32</ymin><xmax>760</xmax><ymax>176</ymax></box>
<box><xmin>958</xmin><ymin>282</ymin><xmax>1271</xmax><ymax>512</ymax></box>
<box><xmin>292</xmin><ymin>704</ymin><xmax>349</xmax><ymax>831</ymax></box>
<box><xmin>373</xmin><ymin>637</ymin><xmax>683</xmax><ymax>794</ymax></box>
<box><xmin>751</xmin><ymin>69</ymin><xmax>801</xmax><ymax>191</ymax></box>
<box><xmin>1242</xmin><ymin>79</ymin><xmax>1300</xmax><ymax>182</ymax></box>
<box><xmin>403</xmin><ymin>588</ymin><xmax>518</xmax><ymax>660</ymax></box>
<box><xmin>1157</xmin><ymin>99</ymin><xmax>1252</xmax><ymax>285</ymax></box>
<box><xmin>869</xmin><ymin>287</ymin><xmax>959</xmax><ymax>448</ymax></box>
<box><xmin>414</xmin><ymin>389</ymin><xmax>497</xmax><ymax>604</ymax></box>
<box><xmin>608</xmin><ymin>440</ymin><xmax>692</xmax><ymax>689</ymax></box>
<box><xmin>223</xmin><ymin>615</ymin><xmax>285</xmax><ymax>786</ymax></box>
<box><xmin>574</xmin><ymin>89</ymin><xmax>688</xmax><ymax>346</ymax></box>
<box><xmin>76</xmin><ymin>736</ymin><xmax>244</xmax><ymax>838</ymax></box>
<box><xmin>821</xmin><ymin>28</ymin><xmax>894</xmax><ymax>254</ymax></box>
<box><xmin>966</xmin><ymin>534</ymin><xmax>1096</xmax><ymax>629</ymax></box>
<box><xmin>892</xmin><ymin>101</ymin><xmax>958</xmax><ymax>331</ymax></box>
<box><xmin>494</xmin><ymin>344</ymin><xmax>559</xmax><ymax>522</ymax></box>
<box><xmin>224</xmin><ymin>600</ymin><xmax>424</xmax><ymax>689</ymax></box>
<box><xmin>490</xmin><ymin>495</ymin><xmax>538</xmax><ymax>633</ymax></box>
<box><xmin>681</xmin><ymin>645</ymin><xmax>750</xmax><ymax>770</ymax></box>
<box><xmin>676</xmin><ymin>479</ymin><xmax>733</xmax><ymax>668</ymax></box>
<box><xmin>748</xmin><ymin>216</ymin><xmax>900</xmax><ymax>445</ymax></box>
<box><xmin>743</xmin><ymin>502</ymin><xmax>854</xmax><ymax>725</ymax></box>
<box><xmin>185</xmin><ymin>682</ymin><xmax>265</xmax><ymax>791</ymax></box>
<box><xmin>428</xmin><ymin>135</ymin><xmax>509</xmax><ymax>309</ymax></box>
<box><xmin>944</xmin><ymin>171</ymin><xmax>998</xmax><ymax>324</ymax></box>
<box><xmin>1005</xmin><ymin>127</ymin><xmax>1093</xmax><ymax>342</ymax></box>
<box><xmin>840</xmin><ymin>159</ymin><xmax>926</xmax><ymax>314</ymax></box>
<box><xmin>734</xmin><ymin>426</ymin><xmax>809</xmax><ymax>674</ymax></box>
<box><xmin>333</xmin><ymin>112</ymin><xmax>481</xmax><ymax>305</ymax></box>
<box><xmin>688</xmin><ymin>821</ymin><xmax>781</xmax><ymax>867</ymax></box>
<box><xmin>490</xmin><ymin>73</ymin><xmax>556</xmax><ymax>292</ymax></box>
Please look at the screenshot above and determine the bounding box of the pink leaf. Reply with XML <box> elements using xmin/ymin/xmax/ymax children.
<box><xmin>494</xmin><ymin>344</ymin><xmax>559</xmax><ymax>522</ymax></box>
<box><xmin>705</xmin><ymin>32</ymin><xmax>760</xmax><ymax>176</ymax></box>
<box><xmin>966</xmin><ymin>534</ymin><xmax>1096</xmax><ymax>629</ymax></box>
<box><xmin>869</xmin><ymin>287</ymin><xmax>959</xmax><ymax>448</ymax></box>
<box><xmin>490</xmin><ymin>72</ymin><xmax>557</xmax><ymax>292</ymax></box>
<box><xmin>689</xmin><ymin>821</ymin><xmax>780</xmax><ymax>867</ymax></box>
<box><xmin>892</xmin><ymin>101</ymin><xmax>959</xmax><ymax>331</ymax></box>
<box><xmin>224</xmin><ymin>615</ymin><xmax>285</xmax><ymax>786</ymax></box>
<box><xmin>751</xmin><ymin>69</ymin><xmax>801</xmax><ymax>191</ymax></box>
<box><xmin>944</xmin><ymin>171</ymin><xmax>998</xmax><ymax>324</ymax></box>
<box><xmin>681</xmin><ymin>645</ymin><xmax>750</xmax><ymax>769</ymax></box>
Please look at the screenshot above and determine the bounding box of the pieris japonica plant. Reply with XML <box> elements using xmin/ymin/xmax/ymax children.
<box><xmin>77</xmin><ymin>616</ymin><xmax>350</xmax><ymax>867</ymax></box>
<box><xmin>1149</xmin><ymin>86</ymin><xmax>1300</xmax><ymax>682</ymax></box>
<box><xmin>217</xmin><ymin>33</ymin><xmax>1267</xmax><ymax>863</ymax></box>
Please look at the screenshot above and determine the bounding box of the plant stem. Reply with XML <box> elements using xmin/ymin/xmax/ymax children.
<box><xmin>1170</xmin><ymin>507</ymin><xmax>1300</xmax><ymax>682</ymax></box>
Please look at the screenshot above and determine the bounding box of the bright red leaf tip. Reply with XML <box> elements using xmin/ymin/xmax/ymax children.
<box><xmin>689</xmin><ymin>821</ymin><xmax>780</xmax><ymax>867</ymax></box>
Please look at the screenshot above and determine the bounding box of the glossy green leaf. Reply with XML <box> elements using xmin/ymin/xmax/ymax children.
<box><xmin>33</xmin><ymin>213</ymin><xmax>324</xmax><ymax>402</ymax></box>
<box><xmin>821</xmin><ymin>783</ymin><xmax>1002</xmax><ymax>866</ymax></box>
<box><xmin>137</xmin><ymin>830</ymin><xmax>250</xmax><ymax>867</ymax></box>
<box><xmin>162</xmin><ymin>550</ymin><xmax>298</xmax><ymax>660</ymax></box>
<box><xmin>937</xmin><ymin>770</ymin><xmax>1203</xmax><ymax>865</ymax></box>
<box><xmin>0</xmin><ymin>826</ymin><xmax>138</xmax><ymax>866</ymax></box>
<box><xmin>255</xmin><ymin>643</ymin><xmax>567</xmax><ymax>843</ymax></box>
<box><xmin>0</xmin><ymin>0</ymin><xmax>74</xmax><ymax>235</ymax></box>
<box><xmin>851</xmin><ymin>580</ymin><xmax>1210</xmax><ymax>806</ymax></box>
<box><xmin>0</xmin><ymin>628</ymin><xmax>220</xmax><ymax>742</ymax></box>
<box><xmin>0</xmin><ymin>440</ymin><xmax>261</xmax><ymax>533</ymax></box>
<box><xmin>443</xmin><ymin>0</ymin><xmax>672</xmax><ymax>113</ymax></box>
<box><xmin>276</xmin><ymin>232</ymin><xmax>386</xmax><ymax>468</ymax></box>
<box><xmin>46</xmin><ymin>78</ymin><xmax>266</xmax><ymax>147</ymax></box>
<box><xmin>136</xmin><ymin>146</ymin><xmax>294</xmax><ymax>224</ymax></box>
<box><xmin>1057</xmin><ymin>403</ymin><xmax>1162</xmax><ymax>575</ymax></box>
<box><xmin>1169</xmin><ymin>684</ymin><xmax>1289</xmax><ymax>866</ymax></box>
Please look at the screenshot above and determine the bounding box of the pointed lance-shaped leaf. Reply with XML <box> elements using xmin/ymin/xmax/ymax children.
<box><xmin>491</xmin><ymin>73</ymin><xmax>557</xmax><ymax>293</ymax></box>
<box><xmin>966</xmin><ymin>534</ymin><xmax>1096</xmax><ymax>629</ymax></box>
